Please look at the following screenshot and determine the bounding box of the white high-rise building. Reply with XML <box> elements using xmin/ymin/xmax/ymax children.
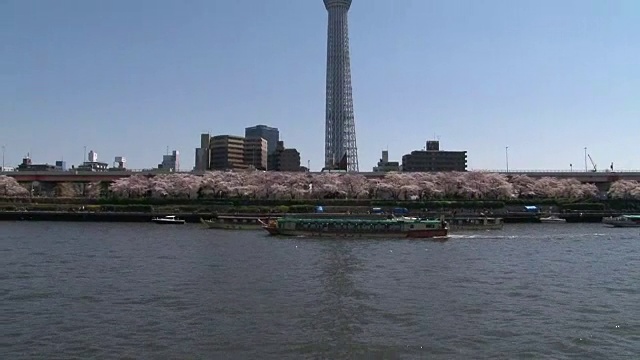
<box><xmin>88</xmin><ymin>150</ymin><xmax>98</xmax><ymax>162</ymax></box>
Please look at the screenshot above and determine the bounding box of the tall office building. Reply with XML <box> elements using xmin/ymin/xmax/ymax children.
<box><xmin>245</xmin><ymin>125</ymin><xmax>279</xmax><ymax>155</ymax></box>
<box><xmin>195</xmin><ymin>133</ymin><xmax>211</xmax><ymax>171</ymax></box>
<box><xmin>401</xmin><ymin>141</ymin><xmax>468</xmax><ymax>172</ymax></box>
<box><xmin>210</xmin><ymin>135</ymin><xmax>246</xmax><ymax>170</ymax></box>
<box><xmin>323</xmin><ymin>0</ymin><xmax>359</xmax><ymax>172</ymax></box>
<box><xmin>244</xmin><ymin>137</ymin><xmax>268</xmax><ymax>170</ymax></box>
<box><xmin>271</xmin><ymin>141</ymin><xmax>302</xmax><ymax>172</ymax></box>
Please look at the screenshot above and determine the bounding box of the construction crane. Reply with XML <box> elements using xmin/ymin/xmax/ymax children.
<box><xmin>587</xmin><ymin>154</ymin><xmax>597</xmax><ymax>172</ymax></box>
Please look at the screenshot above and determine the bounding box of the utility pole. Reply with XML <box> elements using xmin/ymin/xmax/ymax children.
<box><xmin>1</xmin><ymin>145</ymin><xmax>5</xmax><ymax>171</ymax></box>
<box><xmin>84</xmin><ymin>146</ymin><xmax>87</xmax><ymax>162</ymax></box>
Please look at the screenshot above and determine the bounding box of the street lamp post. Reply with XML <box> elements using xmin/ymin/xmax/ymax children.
<box><xmin>1</xmin><ymin>145</ymin><xmax>5</xmax><ymax>171</ymax></box>
<box><xmin>570</xmin><ymin>163</ymin><xmax>573</xmax><ymax>172</ymax></box>
<box><xmin>505</xmin><ymin>146</ymin><xmax>509</xmax><ymax>172</ymax></box>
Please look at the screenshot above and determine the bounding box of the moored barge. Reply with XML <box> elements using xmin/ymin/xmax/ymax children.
<box><xmin>447</xmin><ymin>216</ymin><xmax>504</xmax><ymax>231</ymax></box>
<box><xmin>200</xmin><ymin>215</ymin><xmax>273</xmax><ymax>230</ymax></box>
<box><xmin>262</xmin><ymin>217</ymin><xmax>448</xmax><ymax>239</ymax></box>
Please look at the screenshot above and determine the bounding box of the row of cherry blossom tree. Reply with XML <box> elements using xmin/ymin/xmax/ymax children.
<box><xmin>3</xmin><ymin>172</ymin><xmax>640</xmax><ymax>200</ymax></box>
<box><xmin>108</xmin><ymin>172</ymin><xmax>603</xmax><ymax>200</ymax></box>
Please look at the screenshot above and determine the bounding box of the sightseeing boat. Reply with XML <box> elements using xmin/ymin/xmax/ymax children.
<box><xmin>200</xmin><ymin>215</ymin><xmax>273</xmax><ymax>230</ymax></box>
<box><xmin>602</xmin><ymin>215</ymin><xmax>640</xmax><ymax>228</ymax></box>
<box><xmin>261</xmin><ymin>216</ymin><xmax>449</xmax><ymax>239</ymax></box>
<box><xmin>151</xmin><ymin>215</ymin><xmax>186</xmax><ymax>225</ymax></box>
<box><xmin>447</xmin><ymin>216</ymin><xmax>504</xmax><ymax>231</ymax></box>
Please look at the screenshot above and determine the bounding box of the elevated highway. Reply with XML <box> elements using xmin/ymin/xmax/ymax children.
<box><xmin>479</xmin><ymin>170</ymin><xmax>633</xmax><ymax>183</ymax></box>
<box><xmin>2</xmin><ymin>170</ymin><xmax>156</xmax><ymax>183</ymax></box>
<box><xmin>479</xmin><ymin>170</ymin><xmax>634</xmax><ymax>191</ymax></box>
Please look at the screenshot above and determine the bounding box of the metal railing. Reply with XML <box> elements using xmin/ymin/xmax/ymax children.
<box><xmin>4</xmin><ymin>168</ymin><xmax>640</xmax><ymax>176</ymax></box>
<box><xmin>471</xmin><ymin>169</ymin><xmax>640</xmax><ymax>174</ymax></box>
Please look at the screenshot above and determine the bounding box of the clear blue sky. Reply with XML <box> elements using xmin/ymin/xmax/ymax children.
<box><xmin>1</xmin><ymin>0</ymin><xmax>638</xmax><ymax>171</ymax></box>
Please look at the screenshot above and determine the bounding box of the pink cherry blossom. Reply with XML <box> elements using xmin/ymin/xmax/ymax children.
<box><xmin>101</xmin><ymin>171</ymin><xmax>608</xmax><ymax>201</ymax></box>
<box><xmin>608</xmin><ymin>180</ymin><xmax>640</xmax><ymax>200</ymax></box>
<box><xmin>85</xmin><ymin>182</ymin><xmax>102</xmax><ymax>199</ymax></box>
<box><xmin>0</xmin><ymin>175</ymin><xmax>29</xmax><ymax>197</ymax></box>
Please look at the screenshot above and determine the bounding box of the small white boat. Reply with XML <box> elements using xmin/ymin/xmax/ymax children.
<box><xmin>540</xmin><ymin>215</ymin><xmax>566</xmax><ymax>223</ymax></box>
<box><xmin>152</xmin><ymin>215</ymin><xmax>186</xmax><ymax>225</ymax></box>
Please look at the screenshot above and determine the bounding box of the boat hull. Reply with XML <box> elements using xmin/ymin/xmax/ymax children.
<box><xmin>264</xmin><ymin>227</ymin><xmax>448</xmax><ymax>239</ymax></box>
<box><xmin>449</xmin><ymin>224</ymin><xmax>504</xmax><ymax>231</ymax></box>
<box><xmin>602</xmin><ymin>216</ymin><xmax>640</xmax><ymax>227</ymax></box>
<box><xmin>539</xmin><ymin>216</ymin><xmax>566</xmax><ymax>223</ymax></box>
<box><xmin>200</xmin><ymin>217</ymin><xmax>271</xmax><ymax>230</ymax></box>
<box><xmin>200</xmin><ymin>218</ymin><xmax>263</xmax><ymax>230</ymax></box>
<box><xmin>152</xmin><ymin>219</ymin><xmax>185</xmax><ymax>225</ymax></box>
<box><xmin>603</xmin><ymin>222</ymin><xmax>640</xmax><ymax>228</ymax></box>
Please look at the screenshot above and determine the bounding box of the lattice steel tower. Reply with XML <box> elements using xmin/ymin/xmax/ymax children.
<box><xmin>323</xmin><ymin>0</ymin><xmax>359</xmax><ymax>172</ymax></box>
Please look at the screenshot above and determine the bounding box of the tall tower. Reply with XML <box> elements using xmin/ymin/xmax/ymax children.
<box><xmin>323</xmin><ymin>0</ymin><xmax>359</xmax><ymax>172</ymax></box>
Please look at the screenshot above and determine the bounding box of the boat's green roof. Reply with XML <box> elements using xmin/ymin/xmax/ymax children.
<box><xmin>622</xmin><ymin>215</ymin><xmax>640</xmax><ymax>219</ymax></box>
<box><xmin>279</xmin><ymin>217</ymin><xmax>441</xmax><ymax>224</ymax></box>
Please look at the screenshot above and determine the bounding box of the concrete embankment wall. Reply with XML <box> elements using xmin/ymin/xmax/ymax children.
<box><xmin>0</xmin><ymin>211</ymin><xmax>203</xmax><ymax>223</ymax></box>
<box><xmin>0</xmin><ymin>210</ymin><xmax>613</xmax><ymax>223</ymax></box>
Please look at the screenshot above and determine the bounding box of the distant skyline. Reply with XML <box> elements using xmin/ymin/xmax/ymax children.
<box><xmin>1</xmin><ymin>0</ymin><xmax>638</xmax><ymax>171</ymax></box>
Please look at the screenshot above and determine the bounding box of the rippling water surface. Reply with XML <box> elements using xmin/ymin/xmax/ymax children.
<box><xmin>2</xmin><ymin>222</ymin><xmax>639</xmax><ymax>359</ymax></box>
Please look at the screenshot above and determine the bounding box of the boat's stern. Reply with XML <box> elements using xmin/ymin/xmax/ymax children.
<box><xmin>406</xmin><ymin>219</ymin><xmax>449</xmax><ymax>239</ymax></box>
<box><xmin>406</xmin><ymin>228</ymin><xmax>449</xmax><ymax>239</ymax></box>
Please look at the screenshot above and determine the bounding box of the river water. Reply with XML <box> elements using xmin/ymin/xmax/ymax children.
<box><xmin>1</xmin><ymin>222</ymin><xmax>639</xmax><ymax>359</ymax></box>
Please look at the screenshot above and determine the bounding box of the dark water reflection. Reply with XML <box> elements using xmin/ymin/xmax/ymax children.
<box><xmin>1</xmin><ymin>222</ymin><xmax>639</xmax><ymax>359</ymax></box>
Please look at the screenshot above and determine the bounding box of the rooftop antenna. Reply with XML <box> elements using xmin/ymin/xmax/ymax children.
<box><xmin>166</xmin><ymin>146</ymin><xmax>169</xmax><ymax>155</ymax></box>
